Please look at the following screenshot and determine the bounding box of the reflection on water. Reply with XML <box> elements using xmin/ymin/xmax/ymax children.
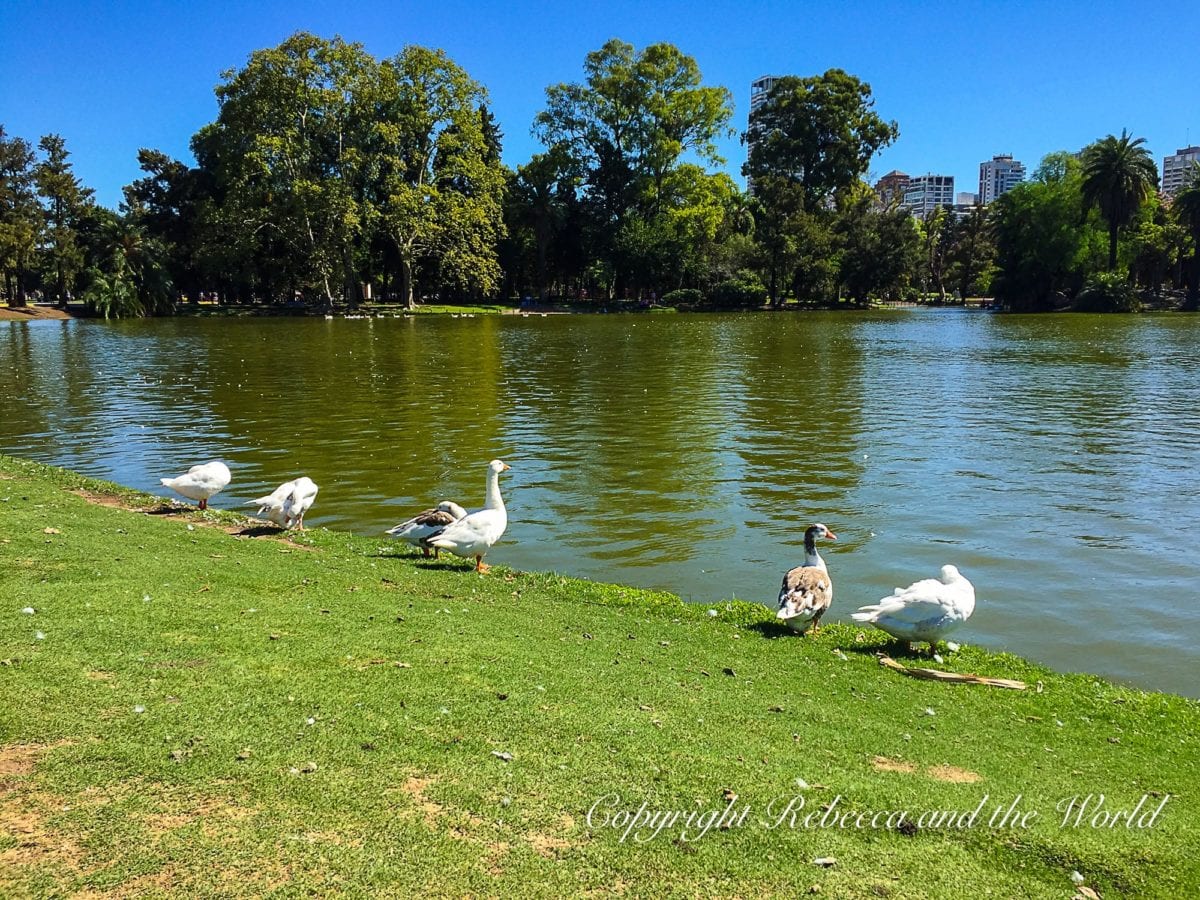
<box><xmin>3</xmin><ymin>310</ymin><xmax>1199</xmax><ymax>696</ymax></box>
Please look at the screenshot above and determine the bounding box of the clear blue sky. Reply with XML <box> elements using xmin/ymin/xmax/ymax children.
<box><xmin>2</xmin><ymin>0</ymin><xmax>1196</xmax><ymax>209</ymax></box>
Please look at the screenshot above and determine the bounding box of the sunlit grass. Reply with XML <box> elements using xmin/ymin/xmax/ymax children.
<box><xmin>1</xmin><ymin>455</ymin><xmax>1196</xmax><ymax>897</ymax></box>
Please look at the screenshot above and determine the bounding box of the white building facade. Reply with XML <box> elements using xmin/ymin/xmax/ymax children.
<box><xmin>902</xmin><ymin>175</ymin><xmax>955</xmax><ymax>219</ymax></box>
<box><xmin>978</xmin><ymin>155</ymin><xmax>1026</xmax><ymax>204</ymax></box>
<box><xmin>1162</xmin><ymin>146</ymin><xmax>1200</xmax><ymax>197</ymax></box>
<box><xmin>746</xmin><ymin>76</ymin><xmax>785</xmax><ymax>195</ymax></box>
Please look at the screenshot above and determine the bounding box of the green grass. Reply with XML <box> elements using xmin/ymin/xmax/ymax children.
<box><xmin>1</xmin><ymin>455</ymin><xmax>1197</xmax><ymax>898</ymax></box>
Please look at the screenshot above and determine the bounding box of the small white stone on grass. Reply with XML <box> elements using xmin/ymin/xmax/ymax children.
<box><xmin>945</xmin><ymin>641</ymin><xmax>960</xmax><ymax>652</ymax></box>
<box><xmin>133</xmin><ymin>705</ymin><xmax>146</xmax><ymax>714</ymax></box>
<box><xmin>1070</xmin><ymin>871</ymin><xmax>1085</xmax><ymax>885</ymax></box>
<box><xmin>21</xmin><ymin>607</ymin><xmax>34</xmax><ymax>614</ymax></box>
<box><xmin>924</xmin><ymin>707</ymin><xmax>936</xmax><ymax>716</ymax></box>
<box><xmin>35</xmin><ymin>631</ymin><xmax>45</xmax><ymax>640</ymax></box>
<box><xmin>794</xmin><ymin>777</ymin><xmax>809</xmax><ymax>789</ymax></box>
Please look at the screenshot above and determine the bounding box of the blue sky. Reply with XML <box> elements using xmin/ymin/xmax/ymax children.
<box><xmin>2</xmin><ymin>0</ymin><xmax>1196</xmax><ymax>209</ymax></box>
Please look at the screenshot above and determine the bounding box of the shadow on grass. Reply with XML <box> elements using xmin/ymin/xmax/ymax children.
<box><xmin>745</xmin><ymin>620</ymin><xmax>801</xmax><ymax>640</ymax></box>
<box><xmin>234</xmin><ymin>525</ymin><xmax>286</xmax><ymax>538</ymax></box>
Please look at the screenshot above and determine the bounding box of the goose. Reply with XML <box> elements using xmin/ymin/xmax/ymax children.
<box><xmin>426</xmin><ymin>459</ymin><xmax>510</xmax><ymax>572</ymax></box>
<box><xmin>160</xmin><ymin>461</ymin><xmax>231</xmax><ymax>510</ymax></box>
<box><xmin>776</xmin><ymin>523</ymin><xmax>838</xmax><ymax>634</ymax></box>
<box><xmin>248</xmin><ymin>477</ymin><xmax>319</xmax><ymax>530</ymax></box>
<box><xmin>852</xmin><ymin>564</ymin><xmax>976</xmax><ymax>654</ymax></box>
<box><xmin>386</xmin><ymin>500</ymin><xmax>468</xmax><ymax>557</ymax></box>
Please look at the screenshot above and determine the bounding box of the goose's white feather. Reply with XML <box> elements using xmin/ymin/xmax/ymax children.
<box><xmin>160</xmin><ymin>461</ymin><xmax>231</xmax><ymax>504</ymax></box>
<box><xmin>386</xmin><ymin>501</ymin><xmax>468</xmax><ymax>549</ymax></box>
<box><xmin>852</xmin><ymin>565</ymin><xmax>975</xmax><ymax>646</ymax></box>
<box><xmin>426</xmin><ymin>460</ymin><xmax>509</xmax><ymax>564</ymax></box>
<box><xmin>248</xmin><ymin>477</ymin><xmax>318</xmax><ymax>529</ymax></box>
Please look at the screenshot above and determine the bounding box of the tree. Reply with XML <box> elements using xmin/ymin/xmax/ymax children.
<box><xmin>376</xmin><ymin>46</ymin><xmax>507</xmax><ymax>308</ymax></box>
<box><xmin>534</xmin><ymin>39</ymin><xmax>733</xmax><ymax>296</ymax></box>
<box><xmin>507</xmin><ymin>147</ymin><xmax>578</xmax><ymax>298</ymax></box>
<box><xmin>123</xmin><ymin>149</ymin><xmax>208</xmax><ymax>303</ymax></box>
<box><xmin>946</xmin><ymin>204</ymin><xmax>996</xmax><ymax>300</ymax></box>
<box><xmin>194</xmin><ymin>32</ymin><xmax>381</xmax><ymax>307</ymax></box>
<box><xmin>0</xmin><ymin>126</ymin><xmax>40</xmax><ymax>307</ymax></box>
<box><xmin>1172</xmin><ymin>165</ymin><xmax>1200</xmax><ymax>308</ymax></box>
<box><xmin>744</xmin><ymin>70</ymin><xmax>898</xmax><ymax>210</ymax></box>
<box><xmin>743</xmin><ymin>70</ymin><xmax>897</xmax><ymax>305</ymax></box>
<box><xmin>34</xmin><ymin>134</ymin><xmax>93</xmax><ymax>307</ymax></box>
<box><xmin>836</xmin><ymin>184</ymin><xmax>919</xmax><ymax>304</ymax></box>
<box><xmin>79</xmin><ymin>212</ymin><xmax>173</xmax><ymax>319</ymax></box>
<box><xmin>1081</xmin><ymin>129</ymin><xmax>1158</xmax><ymax>271</ymax></box>
<box><xmin>991</xmin><ymin>152</ymin><xmax>1106</xmax><ymax>310</ymax></box>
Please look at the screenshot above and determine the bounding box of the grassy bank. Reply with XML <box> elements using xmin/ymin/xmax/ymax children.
<box><xmin>1</xmin><ymin>456</ymin><xmax>1197</xmax><ymax>898</ymax></box>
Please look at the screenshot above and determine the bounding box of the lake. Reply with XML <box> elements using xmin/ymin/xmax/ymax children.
<box><xmin>3</xmin><ymin>309</ymin><xmax>1198</xmax><ymax>697</ymax></box>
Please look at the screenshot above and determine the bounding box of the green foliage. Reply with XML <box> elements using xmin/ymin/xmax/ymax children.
<box><xmin>1172</xmin><ymin>166</ymin><xmax>1200</xmax><ymax>308</ymax></box>
<box><xmin>80</xmin><ymin>214</ymin><xmax>174</xmax><ymax>318</ymax></box>
<box><xmin>660</xmin><ymin>287</ymin><xmax>703</xmax><ymax>306</ymax></box>
<box><xmin>836</xmin><ymin>189</ymin><xmax>920</xmax><ymax>303</ymax></box>
<box><xmin>34</xmin><ymin>134</ymin><xmax>93</xmax><ymax>306</ymax></box>
<box><xmin>744</xmin><ymin>70</ymin><xmax>898</xmax><ymax>210</ymax></box>
<box><xmin>709</xmin><ymin>270</ymin><xmax>768</xmax><ymax>308</ymax></box>
<box><xmin>1073</xmin><ymin>271</ymin><xmax>1141</xmax><ymax>312</ymax></box>
<box><xmin>0</xmin><ymin>125</ymin><xmax>40</xmax><ymax>306</ymax></box>
<box><xmin>991</xmin><ymin>152</ymin><xmax>1107</xmax><ymax>311</ymax></box>
<box><xmin>533</xmin><ymin>39</ymin><xmax>733</xmax><ymax>297</ymax></box>
<box><xmin>1081</xmin><ymin>130</ymin><xmax>1159</xmax><ymax>270</ymax></box>
<box><xmin>743</xmin><ymin>71</ymin><xmax>898</xmax><ymax>305</ymax></box>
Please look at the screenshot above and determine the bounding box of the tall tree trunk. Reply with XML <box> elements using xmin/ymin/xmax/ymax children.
<box><xmin>400</xmin><ymin>255</ymin><xmax>415</xmax><ymax>311</ymax></box>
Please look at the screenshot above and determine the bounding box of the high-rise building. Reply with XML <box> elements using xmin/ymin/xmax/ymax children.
<box><xmin>956</xmin><ymin>192</ymin><xmax>979</xmax><ymax>206</ymax></box>
<box><xmin>978</xmin><ymin>155</ymin><xmax>1026</xmax><ymax>204</ymax></box>
<box><xmin>874</xmin><ymin>170</ymin><xmax>910</xmax><ymax>207</ymax></box>
<box><xmin>902</xmin><ymin>174</ymin><xmax>955</xmax><ymax>219</ymax></box>
<box><xmin>746</xmin><ymin>75</ymin><xmax>785</xmax><ymax>195</ymax></box>
<box><xmin>1162</xmin><ymin>146</ymin><xmax>1200</xmax><ymax>197</ymax></box>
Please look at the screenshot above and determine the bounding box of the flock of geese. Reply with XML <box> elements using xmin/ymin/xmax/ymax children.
<box><xmin>159</xmin><ymin>459</ymin><xmax>976</xmax><ymax>653</ymax></box>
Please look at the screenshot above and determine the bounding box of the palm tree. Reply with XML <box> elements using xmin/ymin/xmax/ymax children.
<box><xmin>1081</xmin><ymin>129</ymin><xmax>1159</xmax><ymax>270</ymax></box>
<box><xmin>1172</xmin><ymin>164</ymin><xmax>1200</xmax><ymax>309</ymax></box>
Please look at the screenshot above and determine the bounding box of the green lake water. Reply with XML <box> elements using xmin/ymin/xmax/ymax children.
<box><xmin>3</xmin><ymin>309</ymin><xmax>1198</xmax><ymax>696</ymax></box>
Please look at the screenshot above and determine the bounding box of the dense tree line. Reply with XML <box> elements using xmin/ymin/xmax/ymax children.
<box><xmin>2</xmin><ymin>33</ymin><xmax>1199</xmax><ymax>316</ymax></box>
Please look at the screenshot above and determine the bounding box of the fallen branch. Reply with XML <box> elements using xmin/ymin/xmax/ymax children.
<box><xmin>878</xmin><ymin>655</ymin><xmax>1026</xmax><ymax>690</ymax></box>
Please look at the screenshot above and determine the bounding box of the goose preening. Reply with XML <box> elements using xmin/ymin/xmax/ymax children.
<box><xmin>776</xmin><ymin>523</ymin><xmax>837</xmax><ymax>634</ymax></box>
<box><xmin>160</xmin><ymin>461</ymin><xmax>231</xmax><ymax>510</ymax></box>
<box><xmin>386</xmin><ymin>500</ymin><xmax>468</xmax><ymax>557</ymax></box>
<box><xmin>426</xmin><ymin>459</ymin><xmax>510</xmax><ymax>573</ymax></box>
<box><xmin>247</xmin><ymin>477</ymin><xmax>319</xmax><ymax>530</ymax></box>
<box><xmin>852</xmin><ymin>564</ymin><xmax>976</xmax><ymax>654</ymax></box>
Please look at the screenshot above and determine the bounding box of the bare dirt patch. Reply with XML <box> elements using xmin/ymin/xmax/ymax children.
<box><xmin>0</xmin><ymin>305</ymin><xmax>76</xmax><ymax>321</ymax></box>
<box><xmin>527</xmin><ymin>831</ymin><xmax>573</xmax><ymax>858</ymax></box>
<box><xmin>872</xmin><ymin>756</ymin><xmax>981</xmax><ymax>783</ymax></box>
<box><xmin>872</xmin><ymin>756</ymin><xmax>918</xmax><ymax>774</ymax></box>
<box><xmin>401</xmin><ymin>776</ymin><xmax>444</xmax><ymax>828</ymax></box>
<box><xmin>925</xmin><ymin>764</ymin><xmax>982</xmax><ymax>784</ymax></box>
<box><xmin>69</xmin><ymin>488</ymin><xmax>319</xmax><ymax>550</ymax></box>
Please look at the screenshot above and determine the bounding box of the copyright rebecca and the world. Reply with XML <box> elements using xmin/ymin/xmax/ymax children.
<box><xmin>585</xmin><ymin>792</ymin><xmax>1171</xmax><ymax>843</ymax></box>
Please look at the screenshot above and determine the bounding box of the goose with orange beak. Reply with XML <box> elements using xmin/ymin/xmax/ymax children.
<box><xmin>426</xmin><ymin>459</ymin><xmax>511</xmax><ymax>573</ymax></box>
<box><xmin>776</xmin><ymin>523</ymin><xmax>837</xmax><ymax>634</ymax></box>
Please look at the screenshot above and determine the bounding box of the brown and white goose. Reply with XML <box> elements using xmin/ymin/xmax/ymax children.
<box><xmin>386</xmin><ymin>501</ymin><xmax>468</xmax><ymax>557</ymax></box>
<box><xmin>776</xmin><ymin>523</ymin><xmax>837</xmax><ymax>635</ymax></box>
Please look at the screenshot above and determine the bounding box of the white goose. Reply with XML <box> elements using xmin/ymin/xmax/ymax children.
<box><xmin>386</xmin><ymin>500</ymin><xmax>468</xmax><ymax>557</ymax></box>
<box><xmin>776</xmin><ymin>523</ymin><xmax>837</xmax><ymax>634</ymax></box>
<box><xmin>852</xmin><ymin>564</ymin><xmax>976</xmax><ymax>654</ymax></box>
<box><xmin>248</xmin><ymin>477</ymin><xmax>319</xmax><ymax>530</ymax></box>
<box><xmin>160</xmin><ymin>461</ymin><xmax>231</xmax><ymax>510</ymax></box>
<box><xmin>426</xmin><ymin>459</ymin><xmax>510</xmax><ymax>573</ymax></box>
